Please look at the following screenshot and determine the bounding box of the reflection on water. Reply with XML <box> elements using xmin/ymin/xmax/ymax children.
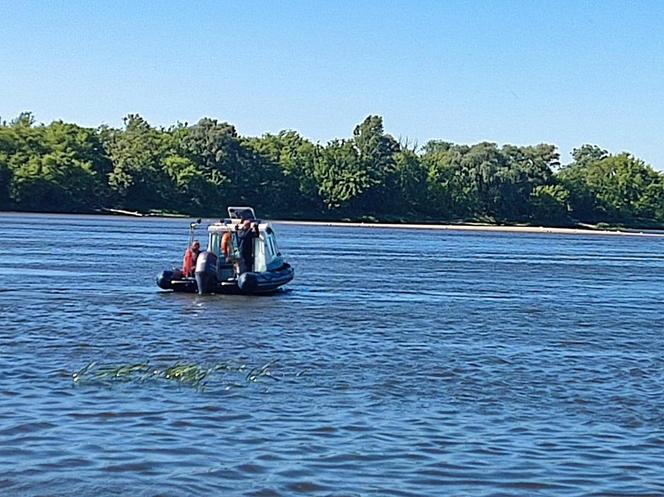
<box><xmin>1</xmin><ymin>213</ymin><xmax>664</xmax><ymax>496</ymax></box>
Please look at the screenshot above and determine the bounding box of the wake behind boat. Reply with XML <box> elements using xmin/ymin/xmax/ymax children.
<box><xmin>156</xmin><ymin>207</ymin><xmax>294</xmax><ymax>295</ymax></box>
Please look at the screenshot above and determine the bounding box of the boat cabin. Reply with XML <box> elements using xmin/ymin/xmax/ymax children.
<box><xmin>205</xmin><ymin>206</ymin><xmax>285</xmax><ymax>273</ymax></box>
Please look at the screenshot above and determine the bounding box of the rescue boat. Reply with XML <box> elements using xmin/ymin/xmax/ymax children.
<box><xmin>156</xmin><ymin>207</ymin><xmax>294</xmax><ymax>295</ymax></box>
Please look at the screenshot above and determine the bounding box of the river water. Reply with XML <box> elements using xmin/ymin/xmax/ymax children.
<box><xmin>0</xmin><ymin>213</ymin><xmax>663</xmax><ymax>497</ymax></box>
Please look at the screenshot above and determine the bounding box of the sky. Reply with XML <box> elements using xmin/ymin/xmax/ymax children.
<box><xmin>2</xmin><ymin>0</ymin><xmax>663</xmax><ymax>168</ymax></box>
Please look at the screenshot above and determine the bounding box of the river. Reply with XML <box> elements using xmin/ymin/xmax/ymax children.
<box><xmin>1</xmin><ymin>213</ymin><xmax>663</xmax><ymax>496</ymax></box>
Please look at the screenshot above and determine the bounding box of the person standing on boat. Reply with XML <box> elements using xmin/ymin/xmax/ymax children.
<box><xmin>182</xmin><ymin>240</ymin><xmax>200</xmax><ymax>277</ymax></box>
<box><xmin>220</xmin><ymin>230</ymin><xmax>234</xmax><ymax>263</ymax></box>
<box><xmin>236</xmin><ymin>218</ymin><xmax>259</xmax><ymax>274</ymax></box>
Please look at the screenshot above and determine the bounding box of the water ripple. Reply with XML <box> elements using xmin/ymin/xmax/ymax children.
<box><xmin>1</xmin><ymin>214</ymin><xmax>664</xmax><ymax>496</ymax></box>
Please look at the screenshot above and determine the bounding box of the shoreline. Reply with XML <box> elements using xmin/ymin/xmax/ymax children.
<box><xmin>276</xmin><ymin>220</ymin><xmax>664</xmax><ymax>237</ymax></box>
<box><xmin>2</xmin><ymin>210</ymin><xmax>664</xmax><ymax>237</ymax></box>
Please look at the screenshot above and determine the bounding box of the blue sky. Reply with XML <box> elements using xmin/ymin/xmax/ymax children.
<box><xmin>2</xmin><ymin>0</ymin><xmax>663</xmax><ymax>168</ymax></box>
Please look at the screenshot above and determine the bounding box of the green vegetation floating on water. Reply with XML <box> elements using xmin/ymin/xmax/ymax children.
<box><xmin>2</xmin><ymin>112</ymin><xmax>664</xmax><ymax>229</ymax></box>
<box><xmin>72</xmin><ymin>360</ymin><xmax>279</xmax><ymax>390</ymax></box>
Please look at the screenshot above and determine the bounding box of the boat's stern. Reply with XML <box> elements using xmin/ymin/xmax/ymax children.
<box><xmin>156</xmin><ymin>269</ymin><xmax>197</xmax><ymax>293</ymax></box>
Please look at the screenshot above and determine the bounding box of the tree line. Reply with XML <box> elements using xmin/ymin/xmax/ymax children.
<box><xmin>1</xmin><ymin>112</ymin><xmax>663</xmax><ymax>227</ymax></box>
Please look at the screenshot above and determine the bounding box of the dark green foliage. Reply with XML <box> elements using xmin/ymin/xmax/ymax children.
<box><xmin>421</xmin><ymin>141</ymin><xmax>560</xmax><ymax>221</ymax></box>
<box><xmin>0</xmin><ymin>114</ymin><xmax>109</xmax><ymax>211</ymax></box>
<box><xmin>529</xmin><ymin>184</ymin><xmax>571</xmax><ymax>224</ymax></box>
<box><xmin>1</xmin><ymin>113</ymin><xmax>663</xmax><ymax>228</ymax></box>
<box><xmin>559</xmin><ymin>150</ymin><xmax>664</xmax><ymax>225</ymax></box>
<box><xmin>105</xmin><ymin>114</ymin><xmax>175</xmax><ymax>211</ymax></box>
<box><xmin>0</xmin><ymin>160</ymin><xmax>12</xmax><ymax>209</ymax></box>
<box><xmin>351</xmin><ymin>115</ymin><xmax>401</xmax><ymax>213</ymax></box>
<box><xmin>243</xmin><ymin>131</ymin><xmax>321</xmax><ymax>214</ymax></box>
<box><xmin>313</xmin><ymin>139</ymin><xmax>366</xmax><ymax>211</ymax></box>
<box><xmin>393</xmin><ymin>150</ymin><xmax>427</xmax><ymax>213</ymax></box>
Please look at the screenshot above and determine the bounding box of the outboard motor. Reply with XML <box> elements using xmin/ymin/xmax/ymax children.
<box><xmin>194</xmin><ymin>251</ymin><xmax>218</xmax><ymax>294</ymax></box>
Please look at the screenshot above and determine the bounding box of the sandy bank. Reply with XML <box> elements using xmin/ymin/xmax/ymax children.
<box><xmin>2</xmin><ymin>211</ymin><xmax>663</xmax><ymax>237</ymax></box>
<box><xmin>275</xmin><ymin>220</ymin><xmax>664</xmax><ymax>238</ymax></box>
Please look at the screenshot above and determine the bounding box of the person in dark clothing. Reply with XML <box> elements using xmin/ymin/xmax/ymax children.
<box><xmin>236</xmin><ymin>218</ymin><xmax>259</xmax><ymax>274</ymax></box>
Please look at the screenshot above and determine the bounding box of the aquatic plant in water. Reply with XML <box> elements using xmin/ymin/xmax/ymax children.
<box><xmin>72</xmin><ymin>360</ymin><xmax>279</xmax><ymax>390</ymax></box>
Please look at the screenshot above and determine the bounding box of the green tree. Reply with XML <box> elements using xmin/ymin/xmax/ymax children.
<box><xmin>393</xmin><ymin>149</ymin><xmax>427</xmax><ymax>213</ymax></box>
<box><xmin>245</xmin><ymin>131</ymin><xmax>321</xmax><ymax>214</ymax></box>
<box><xmin>499</xmin><ymin>143</ymin><xmax>559</xmax><ymax>220</ymax></box>
<box><xmin>422</xmin><ymin>142</ymin><xmax>477</xmax><ymax>219</ymax></box>
<box><xmin>105</xmin><ymin>114</ymin><xmax>175</xmax><ymax>211</ymax></box>
<box><xmin>571</xmin><ymin>144</ymin><xmax>609</xmax><ymax>167</ymax></box>
<box><xmin>0</xmin><ymin>157</ymin><xmax>11</xmax><ymax>209</ymax></box>
<box><xmin>313</xmin><ymin>139</ymin><xmax>367</xmax><ymax>211</ymax></box>
<box><xmin>421</xmin><ymin>141</ymin><xmax>560</xmax><ymax>221</ymax></box>
<box><xmin>558</xmin><ymin>150</ymin><xmax>664</xmax><ymax>224</ymax></box>
<box><xmin>180</xmin><ymin>118</ymin><xmax>238</xmax><ymax>196</ymax></box>
<box><xmin>1</xmin><ymin>111</ymin><xmax>662</xmax><ymax>229</ymax></box>
<box><xmin>2</xmin><ymin>113</ymin><xmax>47</xmax><ymax>172</ymax></box>
<box><xmin>529</xmin><ymin>184</ymin><xmax>571</xmax><ymax>224</ymax></box>
<box><xmin>351</xmin><ymin>115</ymin><xmax>400</xmax><ymax>213</ymax></box>
<box><xmin>162</xmin><ymin>155</ymin><xmax>226</xmax><ymax>213</ymax></box>
<box><xmin>0</xmin><ymin>114</ymin><xmax>110</xmax><ymax>211</ymax></box>
<box><xmin>11</xmin><ymin>152</ymin><xmax>99</xmax><ymax>211</ymax></box>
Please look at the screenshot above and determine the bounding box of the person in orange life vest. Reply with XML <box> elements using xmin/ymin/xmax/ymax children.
<box><xmin>220</xmin><ymin>231</ymin><xmax>233</xmax><ymax>263</ymax></box>
<box><xmin>182</xmin><ymin>240</ymin><xmax>200</xmax><ymax>277</ymax></box>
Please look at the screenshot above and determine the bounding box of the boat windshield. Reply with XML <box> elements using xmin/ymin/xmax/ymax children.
<box><xmin>208</xmin><ymin>233</ymin><xmax>221</xmax><ymax>257</ymax></box>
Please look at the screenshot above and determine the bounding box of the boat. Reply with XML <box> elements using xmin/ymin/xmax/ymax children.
<box><xmin>156</xmin><ymin>207</ymin><xmax>294</xmax><ymax>295</ymax></box>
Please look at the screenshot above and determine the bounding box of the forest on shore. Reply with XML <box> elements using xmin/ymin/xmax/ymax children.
<box><xmin>1</xmin><ymin>112</ymin><xmax>663</xmax><ymax>228</ymax></box>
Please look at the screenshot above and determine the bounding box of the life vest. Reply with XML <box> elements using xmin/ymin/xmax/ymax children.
<box><xmin>220</xmin><ymin>232</ymin><xmax>233</xmax><ymax>259</ymax></box>
<box><xmin>182</xmin><ymin>248</ymin><xmax>198</xmax><ymax>276</ymax></box>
